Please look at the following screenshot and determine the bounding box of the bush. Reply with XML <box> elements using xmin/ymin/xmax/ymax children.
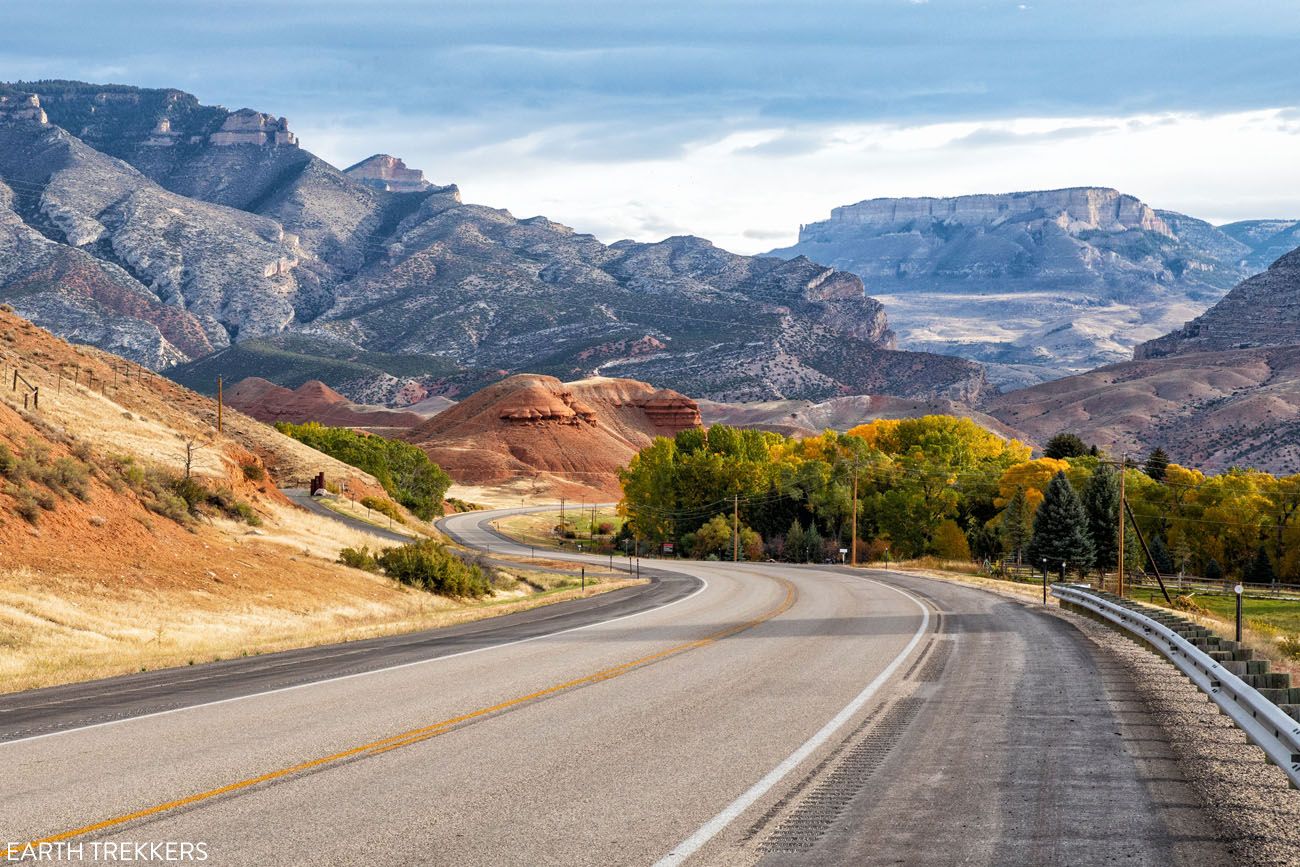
<box><xmin>0</xmin><ymin>443</ymin><xmax>15</xmax><ymax>478</ymax></box>
<box><xmin>376</xmin><ymin>540</ymin><xmax>491</xmax><ymax>598</ymax></box>
<box><xmin>15</xmin><ymin>491</ymin><xmax>40</xmax><ymax>524</ymax></box>
<box><xmin>50</xmin><ymin>457</ymin><xmax>90</xmax><ymax>501</ymax></box>
<box><xmin>338</xmin><ymin>546</ymin><xmax>380</xmax><ymax>572</ymax></box>
<box><xmin>241</xmin><ymin>463</ymin><xmax>266</xmax><ymax>482</ymax></box>
<box><xmin>360</xmin><ymin>495</ymin><xmax>405</xmax><ymax>525</ymax></box>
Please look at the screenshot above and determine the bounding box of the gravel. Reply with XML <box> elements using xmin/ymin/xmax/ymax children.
<box><xmin>1048</xmin><ymin>605</ymin><xmax>1300</xmax><ymax>867</ymax></box>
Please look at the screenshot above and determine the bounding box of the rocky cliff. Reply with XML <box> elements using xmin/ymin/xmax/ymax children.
<box><xmin>0</xmin><ymin>80</ymin><xmax>987</xmax><ymax>404</ymax></box>
<box><xmin>772</xmin><ymin>187</ymin><xmax>1255</xmax><ymax>388</ymax></box>
<box><xmin>344</xmin><ymin>155</ymin><xmax>432</xmax><ymax>192</ymax></box>
<box><xmin>1135</xmin><ymin>247</ymin><xmax>1300</xmax><ymax>359</ymax></box>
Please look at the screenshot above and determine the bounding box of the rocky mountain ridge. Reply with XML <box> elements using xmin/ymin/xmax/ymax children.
<box><xmin>0</xmin><ymin>80</ymin><xmax>985</xmax><ymax>404</ymax></box>
<box><xmin>1136</xmin><ymin>248</ymin><xmax>1300</xmax><ymax>359</ymax></box>
<box><xmin>772</xmin><ymin>187</ymin><xmax>1266</xmax><ymax>388</ymax></box>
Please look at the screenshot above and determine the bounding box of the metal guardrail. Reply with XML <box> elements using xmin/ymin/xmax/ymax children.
<box><xmin>1051</xmin><ymin>583</ymin><xmax>1300</xmax><ymax>788</ymax></box>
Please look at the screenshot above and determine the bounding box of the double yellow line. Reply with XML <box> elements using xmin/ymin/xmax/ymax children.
<box><xmin>13</xmin><ymin>574</ymin><xmax>797</xmax><ymax>852</ymax></box>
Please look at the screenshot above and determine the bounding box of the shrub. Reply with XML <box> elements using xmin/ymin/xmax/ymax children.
<box><xmin>0</xmin><ymin>443</ymin><xmax>14</xmax><ymax>478</ymax></box>
<box><xmin>34</xmin><ymin>490</ymin><xmax>56</xmax><ymax>511</ymax></box>
<box><xmin>360</xmin><ymin>495</ymin><xmax>405</xmax><ymax>525</ymax></box>
<box><xmin>50</xmin><ymin>457</ymin><xmax>90</xmax><ymax>500</ymax></box>
<box><xmin>241</xmin><ymin>463</ymin><xmax>266</xmax><ymax>482</ymax></box>
<box><xmin>338</xmin><ymin>546</ymin><xmax>380</xmax><ymax>572</ymax></box>
<box><xmin>15</xmin><ymin>491</ymin><xmax>40</xmax><ymax>524</ymax></box>
<box><xmin>376</xmin><ymin>540</ymin><xmax>491</xmax><ymax>598</ymax></box>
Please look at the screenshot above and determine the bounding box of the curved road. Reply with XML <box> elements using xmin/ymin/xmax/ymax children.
<box><xmin>1</xmin><ymin>507</ymin><xmax>1226</xmax><ymax>865</ymax></box>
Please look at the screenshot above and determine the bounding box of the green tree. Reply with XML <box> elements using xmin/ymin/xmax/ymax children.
<box><xmin>1205</xmin><ymin>558</ymin><xmax>1224</xmax><ymax>581</ymax></box>
<box><xmin>1044</xmin><ymin>432</ymin><xmax>1088</xmax><ymax>460</ymax></box>
<box><xmin>1148</xmin><ymin>534</ymin><xmax>1174</xmax><ymax>574</ymax></box>
<box><xmin>1244</xmin><ymin>546</ymin><xmax>1275</xmax><ymax>585</ymax></box>
<box><xmin>784</xmin><ymin>518</ymin><xmax>806</xmax><ymax>563</ymax></box>
<box><xmin>1082</xmin><ymin>463</ymin><xmax>1120</xmax><ymax>574</ymax></box>
<box><xmin>1000</xmin><ymin>486</ymin><xmax>1032</xmax><ymax>564</ymax></box>
<box><xmin>1143</xmin><ymin>447</ymin><xmax>1170</xmax><ymax>481</ymax></box>
<box><xmin>1027</xmin><ymin>472</ymin><xmax>1095</xmax><ymax>576</ymax></box>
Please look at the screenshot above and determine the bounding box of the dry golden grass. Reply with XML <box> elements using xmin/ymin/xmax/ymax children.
<box><xmin>0</xmin><ymin>546</ymin><xmax>642</xmax><ymax>695</ymax></box>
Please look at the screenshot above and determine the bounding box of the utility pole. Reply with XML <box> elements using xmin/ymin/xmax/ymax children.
<box><xmin>851</xmin><ymin>471</ymin><xmax>859</xmax><ymax>567</ymax></box>
<box><xmin>1117</xmin><ymin>454</ymin><xmax>1126</xmax><ymax>597</ymax></box>
<box><xmin>216</xmin><ymin>375</ymin><xmax>223</xmax><ymax>434</ymax></box>
<box><xmin>560</xmin><ymin>498</ymin><xmax>566</xmax><ymax>526</ymax></box>
<box><xmin>733</xmin><ymin>494</ymin><xmax>740</xmax><ymax>563</ymax></box>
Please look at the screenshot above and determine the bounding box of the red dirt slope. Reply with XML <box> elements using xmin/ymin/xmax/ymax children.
<box><xmin>403</xmin><ymin>374</ymin><xmax>701</xmax><ymax>499</ymax></box>
<box><xmin>225</xmin><ymin>377</ymin><xmax>429</xmax><ymax>430</ymax></box>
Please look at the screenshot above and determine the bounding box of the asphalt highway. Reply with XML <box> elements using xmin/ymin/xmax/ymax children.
<box><xmin>2</xmin><ymin>507</ymin><xmax>1228</xmax><ymax>865</ymax></box>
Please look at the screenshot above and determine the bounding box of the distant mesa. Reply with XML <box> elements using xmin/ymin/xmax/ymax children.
<box><xmin>403</xmin><ymin>374</ymin><xmax>702</xmax><ymax>499</ymax></box>
<box><xmin>771</xmin><ymin>186</ymin><xmax>1262</xmax><ymax>388</ymax></box>
<box><xmin>344</xmin><ymin>154</ymin><xmax>431</xmax><ymax>192</ymax></box>
<box><xmin>225</xmin><ymin>377</ymin><xmax>435</xmax><ymax>430</ymax></box>
<box><xmin>825</xmin><ymin>187</ymin><xmax>1173</xmax><ymax>237</ymax></box>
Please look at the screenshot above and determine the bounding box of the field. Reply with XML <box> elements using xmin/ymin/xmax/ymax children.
<box><xmin>495</xmin><ymin>507</ymin><xmax>625</xmax><ymax>551</ymax></box>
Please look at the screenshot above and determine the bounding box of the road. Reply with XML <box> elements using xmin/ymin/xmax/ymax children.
<box><xmin>1</xmin><ymin>507</ymin><xmax>1227</xmax><ymax>865</ymax></box>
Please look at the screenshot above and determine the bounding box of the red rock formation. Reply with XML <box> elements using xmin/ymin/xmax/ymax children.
<box><xmin>404</xmin><ymin>374</ymin><xmax>701</xmax><ymax>498</ymax></box>
<box><xmin>224</xmin><ymin>378</ymin><xmax>429</xmax><ymax>430</ymax></box>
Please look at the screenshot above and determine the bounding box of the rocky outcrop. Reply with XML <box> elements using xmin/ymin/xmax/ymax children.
<box><xmin>1136</xmin><ymin>247</ymin><xmax>1300</xmax><ymax>359</ymax></box>
<box><xmin>344</xmin><ymin>155</ymin><xmax>431</xmax><ymax>192</ymax></box>
<box><xmin>772</xmin><ymin>187</ymin><xmax>1253</xmax><ymax>387</ymax></box>
<box><xmin>208</xmin><ymin>110</ymin><xmax>297</xmax><ymax>147</ymax></box>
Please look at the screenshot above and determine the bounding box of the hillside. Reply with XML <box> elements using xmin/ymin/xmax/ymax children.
<box><xmin>699</xmin><ymin>394</ymin><xmax>1026</xmax><ymax>441</ymax></box>
<box><xmin>0</xmin><ymin>308</ymin><xmax>613</xmax><ymax>692</ymax></box>
<box><xmin>224</xmin><ymin>377</ymin><xmax>431</xmax><ymax>432</ymax></box>
<box><xmin>984</xmin><ymin>346</ymin><xmax>1300</xmax><ymax>474</ymax></box>
<box><xmin>770</xmin><ymin>188</ymin><xmax>1255</xmax><ymax>387</ymax></box>
<box><xmin>1136</xmin><ymin>247</ymin><xmax>1300</xmax><ymax>360</ymax></box>
<box><xmin>403</xmin><ymin>374</ymin><xmax>702</xmax><ymax>500</ymax></box>
<box><xmin>0</xmin><ymin>80</ymin><xmax>986</xmax><ymax>404</ymax></box>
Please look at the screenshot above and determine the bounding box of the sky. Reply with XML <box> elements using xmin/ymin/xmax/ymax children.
<box><xmin>6</xmin><ymin>0</ymin><xmax>1300</xmax><ymax>253</ymax></box>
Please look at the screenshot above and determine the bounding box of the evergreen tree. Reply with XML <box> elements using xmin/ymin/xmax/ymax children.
<box><xmin>1205</xmin><ymin>558</ymin><xmax>1224</xmax><ymax>581</ymax></box>
<box><xmin>1001</xmin><ymin>486</ymin><xmax>1031</xmax><ymax>564</ymax></box>
<box><xmin>1143</xmin><ymin>447</ymin><xmax>1170</xmax><ymax>482</ymax></box>
<box><xmin>805</xmin><ymin>525</ymin><xmax>825</xmax><ymax>563</ymax></box>
<box><xmin>1148</xmin><ymin>534</ymin><xmax>1174</xmax><ymax>574</ymax></box>
<box><xmin>1244</xmin><ymin>546</ymin><xmax>1275</xmax><ymax>584</ymax></box>
<box><xmin>1027</xmin><ymin>471</ymin><xmax>1095</xmax><ymax>576</ymax></box>
<box><xmin>1044</xmin><ymin>432</ymin><xmax>1089</xmax><ymax>460</ymax></box>
<box><xmin>1082</xmin><ymin>463</ymin><xmax>1120</xmax><ymax>574</ymax></box>
<box><xmin>785</xmin><ymin>518</ymin><xmax>807</xmax><ymax>563</ymax></box>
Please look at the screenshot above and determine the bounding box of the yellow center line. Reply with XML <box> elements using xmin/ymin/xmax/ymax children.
<box><xmin>12</xmin><ymin>574</ymin><xmax>797</xmax><ymax>853</ymax></box>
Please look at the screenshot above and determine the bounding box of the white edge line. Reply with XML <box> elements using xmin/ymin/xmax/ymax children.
<box><xmin>0</xmin><ymin>540</ymin><xmax>707</xmax><ymax>750</ymax></box>
<box><xmin>652</xmin><ymin>577</ymin><xmax>931</xmax><ymax>867</ymax></box>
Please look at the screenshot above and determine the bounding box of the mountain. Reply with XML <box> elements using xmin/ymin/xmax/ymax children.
<box><xmin>403</xmin><ymin>374</ymin><xmax>702</xmax><ymax>499</ymax></box>
<box><xmin>983</xmin><ymin>346</ymin><xmax>1300</xmax><ymax>475</ymax></box>
<box><xmin>1219</xmin><ymin>219</ymin><xmax>1300</xmax><ymax>272</ymax></box>
<box><xmin>223</xmin><ymin>377</ymin><xmax>434</xmax><ymax>431</ymax></box>
<box><xmin>1136</xmin><ymin>248</ymin><xmax>1300</xmax><ymax>360</ymax></box>
<box><xmin>0</xmin><ymin>80</ymin><xmax>986</xmax><ymax>405</ymax></box>
<box><xmin>770</xmin><ymin>188</ymin><xmax>1254</xmax><ymax>388</ymax></box>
